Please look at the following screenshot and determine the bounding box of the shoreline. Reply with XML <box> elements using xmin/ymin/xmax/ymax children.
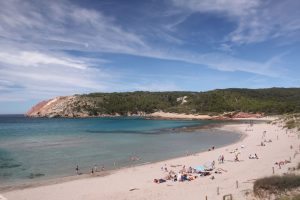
<box><xmin>3</xmin><ymin>117</ymin><xmax>299</xmax><ymax>200</ymax></box>
<box><xmin>0</xmin><ymin>121</ymin><xmax>244</xmax><ymax>192</ymax></box>
<box><xmin>25</xmin><ymin>110</ymin><xmax>267</xmax><ymax>121</ymax></box>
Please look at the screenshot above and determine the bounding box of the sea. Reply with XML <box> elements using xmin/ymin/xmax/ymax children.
<box><xmin>0</xmin><ymin>115</ymin><xmax>241</xmax><ymax>188</ymax></box>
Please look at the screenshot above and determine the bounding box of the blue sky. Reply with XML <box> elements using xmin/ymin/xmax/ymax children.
<box><xmin>0</xmin><ymin>0</ymin><xmax>300</xmax><ymax>114</ymax></box>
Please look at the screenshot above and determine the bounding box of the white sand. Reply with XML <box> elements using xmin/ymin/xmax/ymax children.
<box><xmin>149</xmin><ymin>111</ymin><xmax>212</xmax><ymax>119</ymax></box>
<box><xmin>2</xmin><ymin>120</ymin><xmax>300</xmax><ymax>200</ymax></box>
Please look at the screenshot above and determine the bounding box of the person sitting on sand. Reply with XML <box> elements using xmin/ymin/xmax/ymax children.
<box><xmin>255</xmin><ymin>153</ymin><xmax>259</xmax><ymax>159</ymax></box>
<box><xmin>177</xmin><ymin>172</ymin><xmax>182</xmax><ymax>182</ymax></box>
<box><xmin>164</xmin><ymin>174</ymin><xmax>172</xmax><ymax>180</ymax></box>
<box><xmin>173</xmin><ymin>174</ymin><xmax>177</xmax><ymax>182</ymax></box>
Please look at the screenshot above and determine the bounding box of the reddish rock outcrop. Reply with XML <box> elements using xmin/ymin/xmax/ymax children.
<box><xmin>25</xmin><ymin>100</ymin><xmax>51</xmax><ymax>116</ymax></box>
<box><xmin>224</xmin><ymin>112</ymin><xmax>264</xmax><ymax>119</ymax></box>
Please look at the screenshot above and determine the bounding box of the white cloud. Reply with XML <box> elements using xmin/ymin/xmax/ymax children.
<box><xmin>170</xmin><ymin>0</ymin><xmax>260</xmax><ymax>17</ymax></box>
<box><xmin>0</xmin><ymin>0</ymin><xmax>293</xmax><ymax>104</ymax></box>
<box><xmin>0</xmin><ymin>51</ymin><xmax>86</xmax><ymax>69</ymax></box>
<box><xmin>0</xmin><ymin>0</ymin><xmax>147</xmax><ymax>54</ymax></box>
<box><xmin>170</xmin><ymin>0</ymin><xmax>300</xmax><ymax>45</ymax></box>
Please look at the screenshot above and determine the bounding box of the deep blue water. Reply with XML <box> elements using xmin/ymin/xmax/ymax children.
<box><xmin>0</xmin><ymin>115</ymin><xmax>239</xmax><ymax>187</ymax></box>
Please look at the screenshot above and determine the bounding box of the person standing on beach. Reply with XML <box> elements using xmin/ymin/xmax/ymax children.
<box><xmin>94</xmin><ymin>164</ymin><xmax>98</xmax><ymax>172</ymax></box>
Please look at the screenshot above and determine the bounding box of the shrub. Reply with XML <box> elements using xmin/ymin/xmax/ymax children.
<box><xmin>253</xmin><ymin>175</ymin><xmax>300</xmax><ymax>198</ymax></box>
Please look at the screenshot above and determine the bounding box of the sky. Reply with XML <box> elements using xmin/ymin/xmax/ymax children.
<box><xmin>0</xmin><ymin>0</ymin><xmax>300</xmax><ymax>114</ymax></box>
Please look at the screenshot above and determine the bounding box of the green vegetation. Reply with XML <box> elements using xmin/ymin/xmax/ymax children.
<box><xmin>71</xmin><ymin>88</ymin><xmax>300</xmax><ymax>116</ymax></box>
<box><xmin>278</xmin><ymin>194</ymin><xmax>300</xmax><ymax>200</ymax></box>
<box><xmin>253</xmin><ymin>175</ymin><xmax>300</xmax><ymax>199</ymax></box>
<box><xmin>282</xmin><ymin>114</ymin><xmax>300</xmax><ymax>130</ymax></box>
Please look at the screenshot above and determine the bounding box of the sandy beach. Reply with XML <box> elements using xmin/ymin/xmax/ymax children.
<box><xmin>2</xmin><ymin>118</ymin><xmax>299</xmax><ymax>200</ymax></box>
<box><xmin>148</xmin><ymin>111</ymin><xmax>213</xmax><ymax>120</ymax></box>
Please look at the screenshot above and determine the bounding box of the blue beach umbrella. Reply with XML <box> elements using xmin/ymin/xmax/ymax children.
<box><xmin>195</xmin><ymin>165</ymin><xmax>205</xmax><ymax>172</ymax></box>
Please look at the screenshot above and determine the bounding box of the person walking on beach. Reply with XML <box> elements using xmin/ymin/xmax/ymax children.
<box><xmin>234</xmin><ymin>153</ymin><xmax>240</xmax><ymax>162</ymax></box>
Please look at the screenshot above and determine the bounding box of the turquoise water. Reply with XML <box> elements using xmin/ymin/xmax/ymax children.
<box><xmin>0</xmin><ymin>115</ymin><xmax>239</xmax><ymax>187</ymax></box>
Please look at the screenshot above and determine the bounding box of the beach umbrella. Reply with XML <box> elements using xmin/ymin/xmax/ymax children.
<box><xmin>204</xmin><ymin>162</ymin><xmax>213</xmax><ymax>169</ymax></box>
<box><xmin>195</xmin><ymin>165</ymin><xmax>205</xmax><ymax>172</ymax></box>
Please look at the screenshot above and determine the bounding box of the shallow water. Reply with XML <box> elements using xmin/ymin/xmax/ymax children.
<box><xmin>0</xmin><ymin>115</ymin><xmax>239</xmax><ymax>187</ymax></box>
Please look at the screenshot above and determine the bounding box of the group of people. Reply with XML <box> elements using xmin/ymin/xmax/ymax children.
<box><xmin>275</xmin><ymin>159</ymin><xmax>291</xmax><ymax>168</ymax></box>
<box><xmin>218</xmin><ymin>154</ymin><xmax>225</xmax><ymax>163</ymax></box>
<box><xmin>155</xmin><ymin>166</ymin><xmax>203</xmax><ymax>184</ymax></box>
<box><xmin>155</xmin><ymin>161</ymin><xmax>220</xmax><ymax>184</ymax></box>
<box><xmin>75</xmin><ymin>164</ymin><xmax>105</xmax><ymax>175</ymax></box>
<box><xmin>249</xmin><ymin>153</ymin><xmax>259</xmax><ymax>159</ymax></box>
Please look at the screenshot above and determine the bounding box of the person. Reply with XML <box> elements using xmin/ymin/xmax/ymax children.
<box><xmin>235</xmin><ymin>153</ymin><xmax>239</xmax><ymax>162</ymax></box>
<box><xmin>94</xmin><ymin>165</ymin><xmax>98</xmax><ymax>172</ymax></box>
<box><xmin>221</xmin><ymin>155</ymin><xmax>224</xmax><ymax>163</ymax></box>
<box><xmin>76</xmin><ymin>165</ymin><xmax>79</xmax><ymax>175</ymax></box>
<box><xmin>173</xmin><ymin>174</ymin><xmax>177</xmax><ymax>182</ymax></box>
<box><xmin>91</xmin><ymin>168</ymin><xmax>94</xmax><ymax>175</ymax></box>
<box><xmin>212</xmin><ymin>160</ymin><xmax>215</xmax><ymax>169</ymax></box>
<box><xmin>164</xmin><ymin>166</ymin><xmax>168</xmax><ymax>172</ymax></box>
<box><xmin>182</xmin><ymin>165</ymin><xmax>186</xmax><ymax>173</ymax></box>
<box><xmin>177</xmin><ymin>172</ymin><xmax>182</xmax><ymax>182</ymax></box>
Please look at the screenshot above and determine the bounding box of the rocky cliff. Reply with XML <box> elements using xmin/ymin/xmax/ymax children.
<box><xmin>26</xmin><ymin>95</ymin><xmax>147</xmax><ymax>118</ymax></box>
<box><xmin>26</xmin><ymin>96</ymin><xmax>93</xmax><ymax>118</ymax></box>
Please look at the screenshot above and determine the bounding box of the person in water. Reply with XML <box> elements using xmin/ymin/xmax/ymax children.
<box><xmin>76</xmin><ymin>165</ymin><xmax>79</xmax><ymax>175</ymax></box>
